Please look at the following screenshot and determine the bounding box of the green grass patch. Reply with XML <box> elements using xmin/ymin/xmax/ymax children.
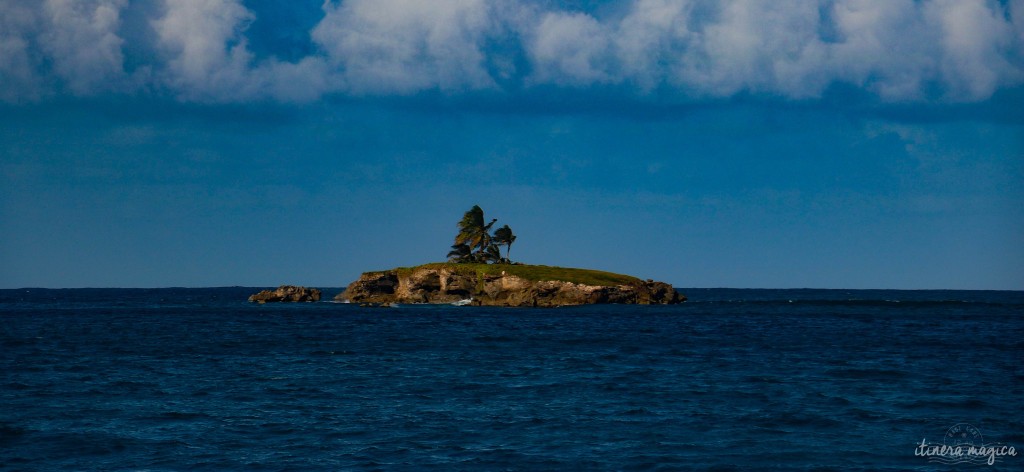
<box><xmin>384</xmin><ymin>262</ymin><xmax>643</xmax><ymax>286</ymax></box>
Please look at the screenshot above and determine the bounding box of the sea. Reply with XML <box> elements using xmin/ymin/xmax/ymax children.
<box><xmin>1</xmin><ymin>287</ymin><xmax>1022</xmax><ymax>471</ymax></box>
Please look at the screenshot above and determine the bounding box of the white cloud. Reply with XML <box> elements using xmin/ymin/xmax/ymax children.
<box><xmin>0</xmin><ymin>0</ymin><xmax>1021</xmax><ymax>104</ymax></box>
<box><xmin>673</xmin><ymin>0</ymin><xmax>830</xmax><ymax>98</ymax></box>
<box><xmin>519</xmin><ymin>0</ymin><xmax>1022</xmax><ymax>101</ymax></box>
<box><xmin>151</xmin><ymin>0</ymin><xmax>256</xmax><ymax>100</ymax></box>
<box><xmin>527</xmin><ymin>11</ymin><xmax>614</xmax><ymax>85</ymax></box>
<box><xmin>151</xmin><ymin>0</ymin><xmax>334</xmax><ymax>102</ymax></box>
<box><xmin>312</xmin><ymin>0</ymin><xmax>498</xmax><ymax>94</ymax></box>
<box><xmin>619</xmin><ymin>0</ymin><xmax>1023</xmax><ymax>101</ymax></box>
<box><xmin>41</xmin><ymin>0</ymin><xmax>128</xmax><ymax>95</ymax></box>
<box><xmin>825</xmin><ymin>0</ymin><xmax>1023</xmax><ymax>102</ymax></box>
<box><xmin>925</xmin><ymin>0</ymin><xmax>1021</xmax><ymax>101</ymax></box>
<box><xmin>0</xmin><ymin>1</ymin><xmax>44</xmax><ymax>102</ymax></box>
<box><xmin>612</xmin><ymin>0</ymin><xmax>694</xmax><ymax>90</ymax></box>
<box><xmin>829</xmin><ymin>0</ymin><xmax>938</xmax><ymax>101</ymax></box>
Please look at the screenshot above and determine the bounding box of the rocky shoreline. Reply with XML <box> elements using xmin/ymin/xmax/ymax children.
<box><xmin>336</xmin><ymin>265</ymin><xmax>685</xmax><ymax>307</ymax></box>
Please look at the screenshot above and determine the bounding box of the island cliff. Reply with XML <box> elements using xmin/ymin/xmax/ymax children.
<box><xmin>336</xmin><ymin>263</ymin><xmax>685</xmax><ymax>307</ymax></box>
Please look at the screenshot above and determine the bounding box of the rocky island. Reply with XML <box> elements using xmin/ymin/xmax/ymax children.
<box><xmin>241</xmin><ymin>205</ymin><xmax>685</xmax><ymax>307</ymax></box>
<box><xmin>336</xmin><ymin>263</ymin><xmax>684</xmax><ymax>307</ymax></box>
<box><xmin>334</xmin><ymin>206</ymin><xmax>685</xmax><ymax>307</ymax></box>
<box><xmin>249</xmin><ymin>285</ymin><xmax>321</xmax><ymax>303</ymax></box>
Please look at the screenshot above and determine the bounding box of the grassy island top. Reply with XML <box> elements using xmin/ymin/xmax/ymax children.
<box><xmin>379</xmin><ymin>263</ymin><xmax>643</xmax><ymax>287</ymax></box>
<box><xmin>364</xmin><ymin>206</ymin><xmax>644</xmax><ymax>287</ymax></box>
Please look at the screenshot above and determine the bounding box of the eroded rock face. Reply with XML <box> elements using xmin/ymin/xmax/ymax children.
<box><xmin>337</xmin><ymin>272</ymin><xmax>401</xmax><ymax>304</ymax></box>
<box><xmin>249</xmin><ymin>285</ymin><xmax>322</xmax><ymax>303</ymax></box>
<box><xmin>336</xmin><ymin>268</ymin><xmax>685</xmax><ymax>307</ymax></box>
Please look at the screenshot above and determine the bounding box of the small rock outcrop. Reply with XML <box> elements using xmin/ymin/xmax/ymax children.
<box><xmin>249</xmin><ymin>285</ymin><xmax>321</xmax><ymax>303</ymax></box>
<box><xmin>337</xmin><ymin>267</ymin><xmax>684</xmax><ymax>307</ymax></box>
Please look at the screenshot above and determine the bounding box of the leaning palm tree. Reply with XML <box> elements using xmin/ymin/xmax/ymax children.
<box><xmin>454</xmin><ymin>205</ymin><xmax>497</xmax><ymax>260</ymax></box>
<box><xmin>493</xmin><ymin>224</ymin><xmax>516</xmax><ymax>263</ymax></box>
<box><xmin>482</xmin><ymin>243</ymin><xmax>502</xmax><ymax>264</ymax></box>
<box><xmin>446</xmin><ymin>243</ymin><xmax>471</xmax><ymax>262</ymax></box>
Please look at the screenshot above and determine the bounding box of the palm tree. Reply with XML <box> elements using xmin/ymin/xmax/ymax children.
<box><xmin>454</xmin><ymin>205</ymin><xmax>497</xmax><ymax>260</ymax></box>
<box><xmin>449</xmin><ymin>206</ymin><xmax>519</xmax><ymax>264</ymax></box>
<box><xmin>447</xmin><ymin>243</ymin><xmax>471</xmax><ymax>262</ymax></box>
<box><xmin>482</xmin><ymin>243</ymin><xmax>502</xmax><ymax>263</ymax></box>
<box><xmin>493</xmin><ymin>224</ymin><xmax>516</xmax><ymax>263</ymax></box>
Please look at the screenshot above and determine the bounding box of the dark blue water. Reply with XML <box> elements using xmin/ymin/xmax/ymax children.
<box><xmin>2</xmin><ymin>288</ymin><xmax>1022</xmax><ymax>470</ymax></box>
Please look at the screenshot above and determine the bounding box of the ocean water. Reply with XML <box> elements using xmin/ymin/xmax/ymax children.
<box><xmin>1</xmin><ymin>288</ymin><xmax>1022</xmax><ymax>471</ymax></box>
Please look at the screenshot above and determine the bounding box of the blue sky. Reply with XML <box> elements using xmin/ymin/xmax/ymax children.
<box><xmin>1</xmin><ymin>0</ymin><xmax>1023</xmax><ymax>289</ymax></box>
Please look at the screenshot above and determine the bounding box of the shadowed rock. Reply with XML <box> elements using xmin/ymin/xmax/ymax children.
<box><xmin>249</xmin><ymin>285</ymin><xmax>321</xmax><ymax>303</ymax></box>
<box><xmin>336</xmin><ymin>266</ymin><xmax>684</xmax><ymax>307</ymax></box>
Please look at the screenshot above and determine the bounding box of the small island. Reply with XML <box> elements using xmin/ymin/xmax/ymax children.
<box><xmin>336</xmin><ymin>206</ymin><xmax>685</xmax><ymax>307</ymax></box>
<box><xmin>249</xmin><ymin>285</ymin><xmax>321</xmax><ymax>303</ymax></box>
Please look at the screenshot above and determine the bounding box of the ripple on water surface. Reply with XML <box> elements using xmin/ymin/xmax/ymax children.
<box><xmin>1</xmin><ymin>288</ymin><xmax>1022</xmax><ymax>470</ymax></box>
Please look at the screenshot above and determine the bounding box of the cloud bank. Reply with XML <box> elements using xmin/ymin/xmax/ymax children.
<box><xmin>1</xmin><ymin>0</ymin><xmax>1022</xmax><ymax>103</ymax></box>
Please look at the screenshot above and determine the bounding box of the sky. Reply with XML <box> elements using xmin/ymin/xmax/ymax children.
<box><xmin>1</xmin><ymin>0</ymin><xmax>1023</xmax><ymax>290</ymax></box>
